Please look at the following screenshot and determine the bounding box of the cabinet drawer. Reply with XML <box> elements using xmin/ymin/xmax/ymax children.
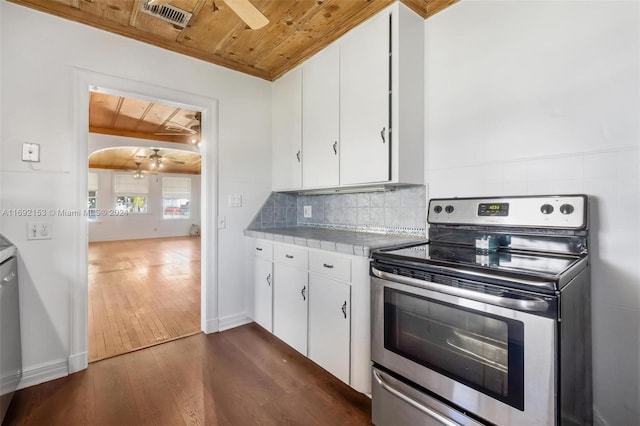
<box><xmin>309</xmin><ymin>250</ymin><xmax>351</xmax><ymax>282</ymax></box>
<box><xmin>254</xmin><ymin>240</ymin><xmax>273</xmax><ymax>261</ymax></box>
<box><xmin>274</xmin><ymin>244</ymin><xmax>308</xmax><ymax>269</ymax></box>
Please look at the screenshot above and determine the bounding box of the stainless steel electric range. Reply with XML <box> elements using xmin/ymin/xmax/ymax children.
<box><xmin>370</xmin><ymin>195</ymin><xmax>591</xmax><ymax>426</ymax></box>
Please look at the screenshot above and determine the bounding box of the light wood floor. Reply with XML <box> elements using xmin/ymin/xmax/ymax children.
<box><xmin>88</xmin><ymin>236</ymin><xmax>201</xmax><ymax>362</ymax></box>
<box><xmin>4</xmin><ymin>323</ymin><xmax>372</xmax><ymax>426</ymax></box>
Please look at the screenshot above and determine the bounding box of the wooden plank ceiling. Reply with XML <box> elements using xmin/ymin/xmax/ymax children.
<box><xmin>89</xmin><ymin>92</ymin><xmax>202</xmax><ymax>175</ymax></box>
<box><xmin>9</xmin><ymin>0</ymin><xmax>458</xmax><ymax>81</ymax></box>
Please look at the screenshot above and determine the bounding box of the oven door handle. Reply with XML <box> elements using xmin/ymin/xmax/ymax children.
<box><xmin>371</xmin><ymin>267</ymin><xmax>549</xmax><ymax>312</ymax></box>
<box><xmin>373</xmin><ymin>370</ymin><xmax>462</xmax><ymax>426</ymax></box>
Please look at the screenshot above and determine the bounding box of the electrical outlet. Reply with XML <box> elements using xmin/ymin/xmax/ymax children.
<box><xmin>218</xmin><ymin>216</ymin><xmax>226</xmax><ymax>229</ymax></box>
<box><xmin>304</xmin><ymin>206</ymin><xmax>312</xmax><ymax>218</ymax></box>
<box><xmin>22</xmin><ymin>143</ymin><xmax>40</xmax><ymax>162</ymax></box>
<box><xmin>27</xmin><ymin>222</ymin><xmax>52</xmax><ymax>240</ymax></box>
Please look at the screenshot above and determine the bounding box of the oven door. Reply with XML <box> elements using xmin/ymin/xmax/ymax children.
<box><xmin>371</xmin><ymin>268</ymin><xmax>557</xmax><ymax>426</ymax></box>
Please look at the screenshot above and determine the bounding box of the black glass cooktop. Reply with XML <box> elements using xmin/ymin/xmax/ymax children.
<box><xmin>374</xmin><ymin>243</ymin><xmax>582</xmax><ymax>278</ymax></box>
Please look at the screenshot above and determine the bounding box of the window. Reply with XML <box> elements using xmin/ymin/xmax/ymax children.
<box><xmin>88</xmin><ymin>173</ymin><xmax>98</xmax><ymax>220</ymax></box>
<box><xmin>114</xmin><ymin>174</ymin><xmax>148</xmax><ymax>213</ymax></box>
<box><xmin>163</xmin><ymin>177</ymin><xmax>191</xmax><ymax>219</ymax></box>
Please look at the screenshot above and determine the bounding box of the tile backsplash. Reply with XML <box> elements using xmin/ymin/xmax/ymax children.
<box><xmin>247</xmin><ymin>186</ymin><xmax>427</xmax><ymax>237</ymax></box>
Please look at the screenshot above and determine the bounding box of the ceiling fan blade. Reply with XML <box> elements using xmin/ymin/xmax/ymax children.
<box><xmin>165</xmin><ymin>158</ymin><xmax>186</xmax><ymax>165</ymax></box>
<box><xmin>165</xmin><ymin>121</ymin><xmax>198</xmax><ymax>134</ymax></box>
<box><xmin>222</xmin><ymin>0</ymin><xmax>269</xmax><ymax>30</ymax></box>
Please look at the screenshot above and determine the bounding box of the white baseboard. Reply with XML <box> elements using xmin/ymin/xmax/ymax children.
<box><xmin>218</xmin><ymin>312</ymin><xmax>252</xmax><ymax>331</ymax></box>
<box><xmin>202</xmin><ymin>317</ymin><xmax>219</xmax><ymax>334</ymax></box>
<box><xmin>18</xmin><ymin>358</ymin><xmax>68</xmax><ymax>390</ymax></box>
<box><xmin>68</xmin><ymin>351</ymin><xmax>88</xmax><ymax>374</ymax></box>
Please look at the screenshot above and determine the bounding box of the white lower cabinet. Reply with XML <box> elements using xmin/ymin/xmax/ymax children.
<box><xmin>273</xmin><ymin>263</ymin><xmax>308</xmax><ymax>356</ymax></box>
<box><xmin>253</xmin><ymin>257</ymin><xmax>273</xmax><ymax>332</ymax></box>
<box><xmin>251</xmin><ymin>238</ymin><xmax>371</xmax><ymax>394</ymax></box>
<box><xmin>308</xmin><ymin>274</ymin><xmax>351</xmax><ymax>384</ymax></box>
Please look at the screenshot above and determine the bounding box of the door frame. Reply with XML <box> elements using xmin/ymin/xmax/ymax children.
<box><xmin>70</xmin><ymin>69</ymin><xmax>219</xmax><ymax>373</ymax></box>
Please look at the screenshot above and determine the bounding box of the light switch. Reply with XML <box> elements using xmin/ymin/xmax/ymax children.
<box><xmin>22</xmin><ymin>143</ymin><xmax>40</xmax><ymax>162</ymax></box>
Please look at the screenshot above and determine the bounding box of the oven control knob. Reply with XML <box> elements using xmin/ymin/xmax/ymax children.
<box><xmin>540</xmin><ymin>204</ymin><xmax>554</xmax><ymax>215</ymax></box>
<box><xmin>445</xmin><ymin>205</ymin><xmax>455</xmax><ymax>214</ymax></box>
<box><xmin>433</xmin><ymin>205</ymin><xmax>443</xmax><ymax>214</ymax></box>
<box><xmin>560</xmin><ymin>204</ymin><xmax>574</xmax><ymax>215</ymax></box>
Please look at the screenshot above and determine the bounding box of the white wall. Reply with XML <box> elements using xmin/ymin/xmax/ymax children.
<box><xmin>425</xmin><ymin>1</ymin><xmax>639</xmax><ymax>425</ymax></box>
<box><xmin>0</xmin><ymin>2</ymin><xmax>271</xmax><ymax>383</ymax></box>
<box><xmin>88</xmin><ymin>168</ymin><xmax>201</xmax><ymax>242</ymax></box>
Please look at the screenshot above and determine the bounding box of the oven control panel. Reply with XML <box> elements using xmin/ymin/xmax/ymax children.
<box><xmin>428</xmin><ymin>195</ymin><xmax>588</xmax><ymax>229</ymax></box>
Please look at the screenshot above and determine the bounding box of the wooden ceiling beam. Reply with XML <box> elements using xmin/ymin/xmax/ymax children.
<box><xmin>109</xmin><ymin>97</ymin><xmax>125</xmax><ymax>129</ymax></box>
<box><xmin>134</xmin><ymin>102</ymin><xmax>156</xmax><ymax>132</ymax></box>
<box><xmin>89</xmin><ymin>126</ymin><xmax>193</xmax><ymax>144</ymax></box>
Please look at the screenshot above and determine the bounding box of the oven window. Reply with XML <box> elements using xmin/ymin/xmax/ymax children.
<box><xmin>384</xmin><ymin>288</ymin><xmax>525</xmax><ymax>410</ymax></box>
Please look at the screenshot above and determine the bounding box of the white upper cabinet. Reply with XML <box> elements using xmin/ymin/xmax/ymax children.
<box><xmin>272</xmin><ymin>2</ymin><xmax>424</xmax><ymax>192</ymax></box>
<box><xmin>272</xmin><ymin>67</ymin><xmax>303</xmax><ymax>191</ymax></box>
<box><xmin>302</xmin><ymin>43</ymin><xmax>340</xmax><ymax>189</ymax></box>
<box><xmin>340</xmin><ymin>11</ymin><xmax>391</xmax><ymax>186</ymax></box>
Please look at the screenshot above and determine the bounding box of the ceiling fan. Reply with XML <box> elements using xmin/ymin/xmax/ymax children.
<box><xmin>154</xmin><ymin>112</ymin><xmax>201</xmax><ymax>136</ymax></box>
<box><xmin>148</xmin><ymin>0</ymin><xmax>269</xmax><ymax>30</ymax></box>
<box><xmin>137</xmin><ymin>148</ymin><xmax>186</xmax><ymax>170</ymax></box>
<box><xmin>131</xmin><ymin>161</ymin><xmax>156</xmax><ymax>179</ymax></box>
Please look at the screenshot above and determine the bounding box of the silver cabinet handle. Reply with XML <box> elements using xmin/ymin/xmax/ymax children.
<box><xmin>341</xmin><ymin>301</ymin><xmax>347</xmax><ymax>318</ymax></box>
<box><xmin>380</xmin><ymin>127</ymin><xmax>386</xmax><ymax>144</ymax></box>
<box><xmin>323</xmin><ymin>263</ymin><xmax>334</xmax><ymax>269</ymax></box>
<box><xmin>285</xmin><ymin>254</ymin><xmax>294</xmax><ymax>259</ymax></box>
<box><xmin>301</xmin><ymin>286</ymin><xmax>306</xmax><ymax>301</ymax></box>
<box><xmin>373</xmin><ymin>370</ymin><xmax>461</xmax><ymax>426</ymax></box>
<box><xmin>371</xmin><ymin>267</ymin><xmax>549</xmax><ymax>312</ymax></box>
<box><xmin>333</xmin><ymin>141</ymin><xmax>338</xmax><ymax>155</ymax></box>
<box><xmin>266</xmin><ymin>273</ymin><xmax>271</xmax><ymax>286</ymax></box>
<box><xmin>296</xmin><ymin>150</ymin><xmax>301</xmax><ymax>162</ymax></box>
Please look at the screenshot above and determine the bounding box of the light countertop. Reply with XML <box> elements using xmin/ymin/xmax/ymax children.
<box><xmin>244</xmin><ymin>227</ymin><xmax>426</xmax><ymax>257</ymax></box>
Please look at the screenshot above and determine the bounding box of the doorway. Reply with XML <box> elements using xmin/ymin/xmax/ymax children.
<box><xmin>87</xmin><ymin>120</ymin><xmax>203</xmax><ymax>361</ymax></box>
<box><xmin>70</xmin><ymin>69</ymin><xmax>218</xmax><ymax>373</ymax></box>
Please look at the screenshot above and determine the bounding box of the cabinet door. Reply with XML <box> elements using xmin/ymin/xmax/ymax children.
<box><xmin>273</xmin><ymin>264</ymin><xmax>308</xmax><ymax>355</ymax></box>
<box><xmin>308</xmin><ymin>274</ymin><xmax>351</xmax><ymax>384</ymax></box>
<box><xmin>303</xmin><ymin>43</ymin><xmax>340</xmax><ymax>189</ymax></box>
<box><xmin>273</xmin><ymin>67</ymin><xmax>303</xmax><ymax>191</ymax></box>
<box><xmin>254</xmin><ymin>257</ymin><xmax>273</xmax><ymax>332</ymax></box>
<box><xmin>339</xmin><ymin>11</ymin><xmax>390</xmax><ymax>186</ymax></box>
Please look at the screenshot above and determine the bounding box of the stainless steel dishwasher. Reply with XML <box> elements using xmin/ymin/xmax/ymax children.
<box><xmin>0</xmin><ymin>235</ymin><xmax>22</xmax><ymax>423</ymax></box>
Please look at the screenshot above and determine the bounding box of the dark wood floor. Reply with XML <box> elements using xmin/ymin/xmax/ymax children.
<box><xmin>3</xmin><ymin>323</ymin><xmax>372</xmax><ymax>425</ymax></box>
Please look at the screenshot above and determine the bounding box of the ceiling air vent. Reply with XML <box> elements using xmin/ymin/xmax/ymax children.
<box><xmin>141</xmin><ymin>0</ymin><xmax>192</xmax><ymax>29</ymax></box>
